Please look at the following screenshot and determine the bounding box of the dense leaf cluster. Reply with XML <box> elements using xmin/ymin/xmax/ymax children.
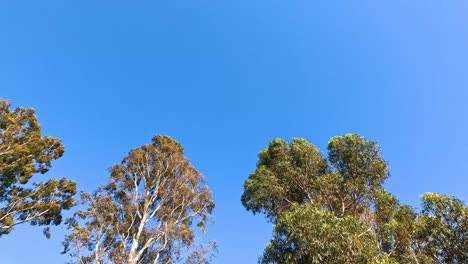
<box><xmin>0</xmin><ymin>99</ymin><xmax>76</xmax><ymax>237</ymax></box>
<box><xmin>242</xmin><ymin>134</ymin><xmax>467</xmax><ymax>263</ymax></box>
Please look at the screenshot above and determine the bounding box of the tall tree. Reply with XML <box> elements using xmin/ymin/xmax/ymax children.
<box><xmin>0</xmin><ymin>99</ymin><xmax>76</xmax><ymax>237</ymax></box>
<box><xmin>63</xmin><ymin>135</ymin><xmax>215</xmax><ymax>264</ymax></box>
<box><xmin>241</xmin><ymin>134</ymin><xmax>422</xmax><ymax>263</ymax></box>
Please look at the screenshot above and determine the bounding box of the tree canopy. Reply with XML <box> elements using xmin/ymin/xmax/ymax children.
<box><xmin>2</xmin><ymin>98</ymin><xmax>466</xmax><ymax>264</ymax></box>
<box><xmin>0</xmin><ymin>99</ymin><xmax>76</xmax><ymax>237</ymax></box>
<box><xmin>242</xmin><ymin>134</ymin><xmax>467</xmax><ymax>263</ymax></box>
<box><xmin>63</xmin><ymin>135</ymin><xmax>215</xmax><ymax>264</ymax></box>
<box><xmin>416</xmin><ymin>193</ymin><xmax>468</xmax><ymax>263</ymax></box>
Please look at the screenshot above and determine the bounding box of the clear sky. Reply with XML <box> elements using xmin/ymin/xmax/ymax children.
<box><xmin>1</xmin><ymin>1</ymin><xmax>468</xmax><ymax>263</ymax></box>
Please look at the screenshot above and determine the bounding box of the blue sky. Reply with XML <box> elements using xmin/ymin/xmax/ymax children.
<box><xmin>1</xmin><ymin>1</ymin><xmax>468</xmax><ymax>263</ymax></box>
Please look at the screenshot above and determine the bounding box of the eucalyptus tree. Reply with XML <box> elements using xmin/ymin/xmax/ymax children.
<box><xmin>0</xmin><ymin>99</ymin><xmax>76</xmax><ymax>237</ymax></box>
<box><xmin>241</xmin><ymin>134</ymin><xmax>420</xmax><ymax>263</ymax></box>
<box><xmin>63</xmin><ymin>135</ymin><xmax>215</xmax><ymax>264</ymax></box>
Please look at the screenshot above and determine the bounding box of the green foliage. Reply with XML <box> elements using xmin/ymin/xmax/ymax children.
<box><xmin>262</xmin><ymin>204</ymin><xmax>379</xmax><ymax>264</ymax></box>
<box><xmin>241</xmin><ymin>138</ymin><xmax>327</xmax><ymax>220</ymax></box>
<box><xmin>0</xmin><ymin>99</ymin><xmax>76</xmax><ymax>237</ymax></box>
<box><xmin>241</xmin><ymin>134</ymin><xmax>395</xmax><ymax>263</ymax></box>
<box><xmin>416</xmin><ymin>193</ymin><xmax>468</xmax><ymax>263</ymax></box>
<box><xmin>242</xmin><ymin>134</ymin><xmax>468</xmax><ymax>264</ymax></box>
<box><xmin>242</xmin><ymin>134</ymin><xmax>390</xmax><ymax>223</ymax></box>
<box><xmin>327</xmin><ymin>134</ymin><xmax>389</xmax><ymax>217</ymax></box>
